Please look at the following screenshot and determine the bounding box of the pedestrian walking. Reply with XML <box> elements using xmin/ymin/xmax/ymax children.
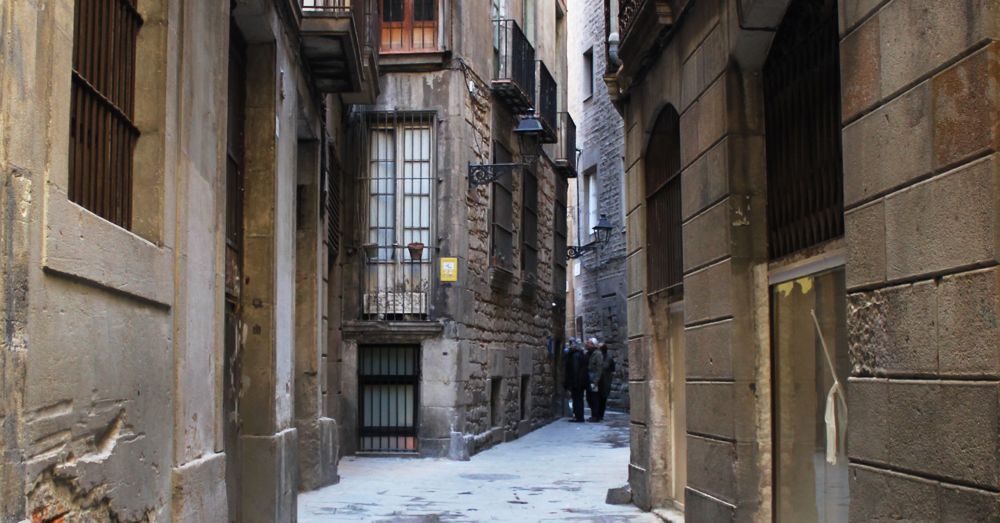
<box><xmin>585</xmin><ymin>338</ymin><xmax>605</xmax><ymax>422</ymax></box>
<box><xmin>598</xmin><ymin>343</ymin><xmax>615</xmax><ymax>420</ymax></box>
<box><xmin>563</xmin><ymin>338</ymin><xmax>588</xmax><ymax>422</ymax></box>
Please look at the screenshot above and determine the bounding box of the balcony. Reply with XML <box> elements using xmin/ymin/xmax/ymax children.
<box><xmin>299</xmin><ymin>0</ymin><xmax>380</xmax><ymax>103</ymax></box>
<box><xmin>535</xmin><ymin>61</ymin><xmax>557</xmax><ymax>144</ymax></box>
<box><xmin>492</xmin><ymin>19</ymin><xmax>536</xmax><ymax>114</ymax></box>
<box><xmin>616</xmin><ymin>0</ymin><xmax>673</xmax><ymax>78</ymax></box>
<box><xmin>554</xmin><ymin>112</ymin><xmax>577</xmax><ymax>178</ymax></box>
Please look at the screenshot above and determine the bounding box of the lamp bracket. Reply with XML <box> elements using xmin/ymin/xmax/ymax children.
<box><xmin>566</xmin><ymin>242</ymin><xmax>598</xmax><ymax>259</ymax></box>
<box><xmin>468</xmin><ymin>163</ymin><xmax>521</xmax><ymax>186</ymax></box>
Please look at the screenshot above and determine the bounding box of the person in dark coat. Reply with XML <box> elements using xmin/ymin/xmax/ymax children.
<box><xmin>598</xmin><ymin>343</ymin><xmax>615</xmax><ymax>421</ymax></box>
<box><xmin>562</xmin><ymin>338</ymin><xmax>588</xmax><ymax>422</ymax></box>
<box><xmin>585</xmin><ymin>338</ymin><xmax>604</xmax><ymax>422</ymax></box>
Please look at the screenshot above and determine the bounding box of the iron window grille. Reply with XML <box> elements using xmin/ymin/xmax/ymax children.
<box><xmin>553</xmin><ymin>176</ymin><xmax>568</xmax><ymax>295</ymax></box>
<box><xmin>763</xmin><ymin>0</ymin><xmax>843</xmax><ymax>260</ymax></box>
<box><xmin>359</xmin><ymin>111</ymin><xmax>436</xmax><ymax>320</ymax></box>
<box><xmin>491</xmin><ymin>141</ymin><xmax>516</xmax><ymax>271</ymax></box>
<box><xmin>521</xmin><ymin>167</ymin><xmax>539</xmax><ymax>280</ymax></box>
<box><xmin>645</xmin><ymin>106</ymin><xmax>683</xmax><ymax>296</ymax></box>
<box><xmin>69</xmin><ymin>0</ymin><xmax>143</xmax><ymax>229</ymax></box>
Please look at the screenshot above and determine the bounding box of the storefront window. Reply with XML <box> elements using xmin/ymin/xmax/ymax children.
<box><xmin>772</xmin><ymin>268</ymin><xmax>849</xmax><ymax>522</ymax></box>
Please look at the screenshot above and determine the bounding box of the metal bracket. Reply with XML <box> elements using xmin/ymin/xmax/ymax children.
<box><xmin>468</xmin><ymin>163</ymin><xmax>521</xmax><ymax>186</ymax></box>
<box><xmin>566</xmin><ymin>243</ymin><xmax>598</xmax><ymax>259</ymax></box>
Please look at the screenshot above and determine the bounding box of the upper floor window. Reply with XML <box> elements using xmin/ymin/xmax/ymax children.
<box><xmin>522</xmin><ymin>0</ymin><xmax>535</xmax><ymax>45</ymax></box>
<box><xmin>583</xmin><ymin>47</ymin><xmax>594</xmax><ymax>100</ymax></box>
<box><xmin>583</xmin><ymin>166</ymin><xmax>598</xmax><ymax>232</ymax></box>
<box><xmin>69</xmin><ymin>0</ymin><xmax>142</xmax><ymax>229</ymax></box>
<box><xmin>553</xmin><ymin>177</ymin><xmax>568</xmax><ymax>295</ymax></box>
<box><xmin>521</xmin><ymin>168</ymin><xmax>539</xmax><ymax>280</ymax></box>
<box><xmin>490</xmin><ymin>141</ymin><xmax>515</xmax><ymax>271</ymax></box>
<box><xmin>363</xmin><ymin>112</ymin><xmax>435</xmax><ymax>320</ymax></box>
<box><xmin>381</xmin><ymin>0</ymin><xmax>438</xmax><ymax>52</ymax></box>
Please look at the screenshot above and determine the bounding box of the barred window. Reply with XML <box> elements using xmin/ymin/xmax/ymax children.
<box><xmin>521</xmin><ymin>168</ymin><xmax>538</xmax><ymax>279</ymax></box>
<box><xmin>381</xmin><ymin>0</ymin><xmax>438</xmax><ymax>52</ymax></box>
<box><xmin>69</xmin><ymin>0</ymin><xmax>143</xmax><ymax>229</ymax></box>
<box><xmin>553</xmin><ymin>177</ymin><xmax>568</xmax><ymax>295</ymax></box>
<box><xmin>363</xmin><ymin>112</ymin><xmax>434</xmax><ymax>319</ymax></box>
<box><xmin>646</xmin><ymin>106</ymin><xmax>683</xmax><ymax>296</ymax></box>
<box><xmin>491</xmin><ymin>142</ymin><xmax>515</xmax><ymax>271</ymax></box>
<box><xmin>764</xmin><ymin>0</ymin><xmax>843</xmax><ymax>260</ymax></box>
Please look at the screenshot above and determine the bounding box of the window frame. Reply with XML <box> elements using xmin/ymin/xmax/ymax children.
<box><xmin>520</xmin><ymin>166</ymin><xmax>539</xmax><ymax>281</ymax></box>
<box><xmin>68</xmin><ymin>0</ymin><xmax>143</xmax><ymax>230</ymax></box>
<box><xmin>582</xmin><ymin>47</ymin><xmax>595</xmax><ymax>101</ymax></box>
<box><xmin>553</xmin><ymin>176</ymin><xmax>568</xmax><ymax>295</ymax></box>
<box><xmin>380</xmin><ymin>0</ymin><xmax>441</xmax><ymax>54</ymax></box>
<box><xmin>490</xmin><ymin>141</ymin><xmax>516</xmax><ymax>272</ymax></box>
<box><xmin>45</xmin><ymin>0</ymin><xmax>173</xmax><ymax>307</ymax></box>
<box><xmin>361</xmin><ymin>112</ymin><xmax>436</xmax><ymax>319</ymax></box>
<box><xmin>645</xmin><ymin>106</ymin><xmax>683</xmax><ymax>298</ymax></box>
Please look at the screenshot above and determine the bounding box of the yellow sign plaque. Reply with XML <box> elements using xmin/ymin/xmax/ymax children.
<box><xmin>440</xmin><ymin>257</ymin><xmax>459</xmax><ymax>282</ymax></box>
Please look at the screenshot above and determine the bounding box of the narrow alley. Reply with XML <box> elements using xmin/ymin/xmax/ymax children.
<box><xmin>298</xmin><ymin>413</ymin><xmax>660</xmax><ymax>522</ymax></box>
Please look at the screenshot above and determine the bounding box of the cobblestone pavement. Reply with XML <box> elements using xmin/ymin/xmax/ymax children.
<box><xmin>298</xmin><ymin>411</ymin><xmax>660</xmax><ymax>522</ymax></box>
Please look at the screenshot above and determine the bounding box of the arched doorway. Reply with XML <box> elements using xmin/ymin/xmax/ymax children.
<box><xmin>643</xmin><ymin>105</ymin><xmax>686</xmax><ymax>507</ymax></box>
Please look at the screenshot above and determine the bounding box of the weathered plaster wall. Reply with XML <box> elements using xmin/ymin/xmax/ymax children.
<box><xmin>0</xmin><ymin>0</ymin><xmax>232</xmax><ymax>520</ymax></box>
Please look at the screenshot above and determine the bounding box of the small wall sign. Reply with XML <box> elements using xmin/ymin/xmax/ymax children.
<box><xmin>440</xmin><ymin>257</ymin><xmax>459</xmax><ymax>282</ymax></box>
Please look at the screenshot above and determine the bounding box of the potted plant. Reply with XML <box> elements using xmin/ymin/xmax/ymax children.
<box><xmin>406</xmin><ymin>242</ymin><xmax>425</xmax><ymax>260</ymax></box>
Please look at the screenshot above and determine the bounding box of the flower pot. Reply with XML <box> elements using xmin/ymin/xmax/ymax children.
<box><xmin>362</xmin><ymin>243</ymin><xmax>378</xmax><ymax>261</ymax></box>
<box><xmin>406</xmin><ymin>242</ymin><xmax>425</xmax><ymax>260</ymax></box>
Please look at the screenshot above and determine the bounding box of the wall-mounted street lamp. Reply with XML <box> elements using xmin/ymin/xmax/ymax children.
<box><xmin>468</xmin><ymin>115</ymin><xmax>544</xmax><ymax>187</ymax></box>
<box><xmin>567</xmin><ymin>214</ymin><xmax>613</xmax><ymax>259</ymax></box>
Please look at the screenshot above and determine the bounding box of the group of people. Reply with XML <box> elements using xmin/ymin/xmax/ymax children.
<box><xmin>562</xmin><ymin>337</ymin><xmax>615</xmax><ymax>422</ymax></box>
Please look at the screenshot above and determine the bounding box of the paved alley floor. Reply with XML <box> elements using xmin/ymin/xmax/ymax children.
<box><xmin>298</xmin><ymin>411</ymin><xmax>661</xmax><ymax>522</ymax></box>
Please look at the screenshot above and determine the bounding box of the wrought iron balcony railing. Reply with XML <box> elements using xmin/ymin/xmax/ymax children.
<box><xmin>615</xmin><ymin>0</ymin><xmax>673</xmax><ymax>75</ymax></box>
<box><xmin>555</xmin><ymin>112</ymin><xmax>577</xmax><ymax>178</ymax></box>
<box><xmin>492</xmin><ymin>19</ymin><xmax>536</xmax><ymax>114</ymax></box>
<box><xmin>535</xmin><ymin>61</ymin><xmax>557</xmax><ymax>144</ymax></box>
<box><xmin>618</xmin><ymin>0</ymin><xmax>643</xmax><ymax>43</ymax></box>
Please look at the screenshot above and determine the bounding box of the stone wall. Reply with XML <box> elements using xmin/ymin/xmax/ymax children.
<box><xmin>613</xmin><ymin>0</ymin><xmax>1000</xmax><ymax>519</ymax></box>
<box><xmin>568</xmin><ymin>0</ymin><xmax>630</xmax><ymax>409</ymax></box>
<box><xmin>840</xmin><ymin>0</ymin><xmax>1000</xmax><ymax>518</ymax></box>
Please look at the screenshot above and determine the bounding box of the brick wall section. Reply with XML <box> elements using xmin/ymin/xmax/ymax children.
<box><xmin>570</xmin><ymin>0</ymin><xmax>629</xmax><ymax>408</ymax></box>
<box><xmin>841</xmin><ymin>0</ymin><xmax>1000</xmax><ymax>516</ymax></box>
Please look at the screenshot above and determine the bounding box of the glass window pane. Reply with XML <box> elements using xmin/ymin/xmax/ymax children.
<box><xmin>383</xmin><ymin>0</ymin><xmax>403</xmax><ymax>22</ymax></box>
<box><xmin>772</xmin><ymin>269</ymin><xmax>849</xmax><ymax>523</ymax></box>
<box><xmin>413</xmin><ymin>0</ymin><xmax>435</xmax><ymax>21</ymax></box>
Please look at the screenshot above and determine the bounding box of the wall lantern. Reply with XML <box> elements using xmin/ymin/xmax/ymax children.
<box><xmin>468</xmin><ymin>115</ymin><xmax>544</xmax><ymax>187</ymax></box>
<box><xmin>513</xmin><ymin>115</ymin><xmax>543</xmax><ymax>164</ymax></box>
<box><xmin>567</xmin><ymin>214</ymin><xmax>613</xmax><ymax>259</ymax></box>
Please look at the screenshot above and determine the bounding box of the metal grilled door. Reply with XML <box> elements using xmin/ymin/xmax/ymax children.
<box><xmin>358</xmin><ymin>345</ymin><xmax>420</xmax><ymax>452</ymax></box>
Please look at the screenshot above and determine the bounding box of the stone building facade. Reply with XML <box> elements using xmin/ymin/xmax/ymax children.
<box><xmin>0</xmin><ymin>0</ymin><xmax>378</xmax><ymax>521</ymax></box>
<box><xmin>606</xmin><ymin>0</ymin><xmax>1000</xmax><ymax>520</ymax></box>
<box><xmin>331</xmin><ymin>0</ymin><xmax>572</xmax><ymax>459</ymax></box>
<box><xmin>567</xmin><ymin>0</ymin><xmax>630</xmax><ymax>409</ymax></box>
